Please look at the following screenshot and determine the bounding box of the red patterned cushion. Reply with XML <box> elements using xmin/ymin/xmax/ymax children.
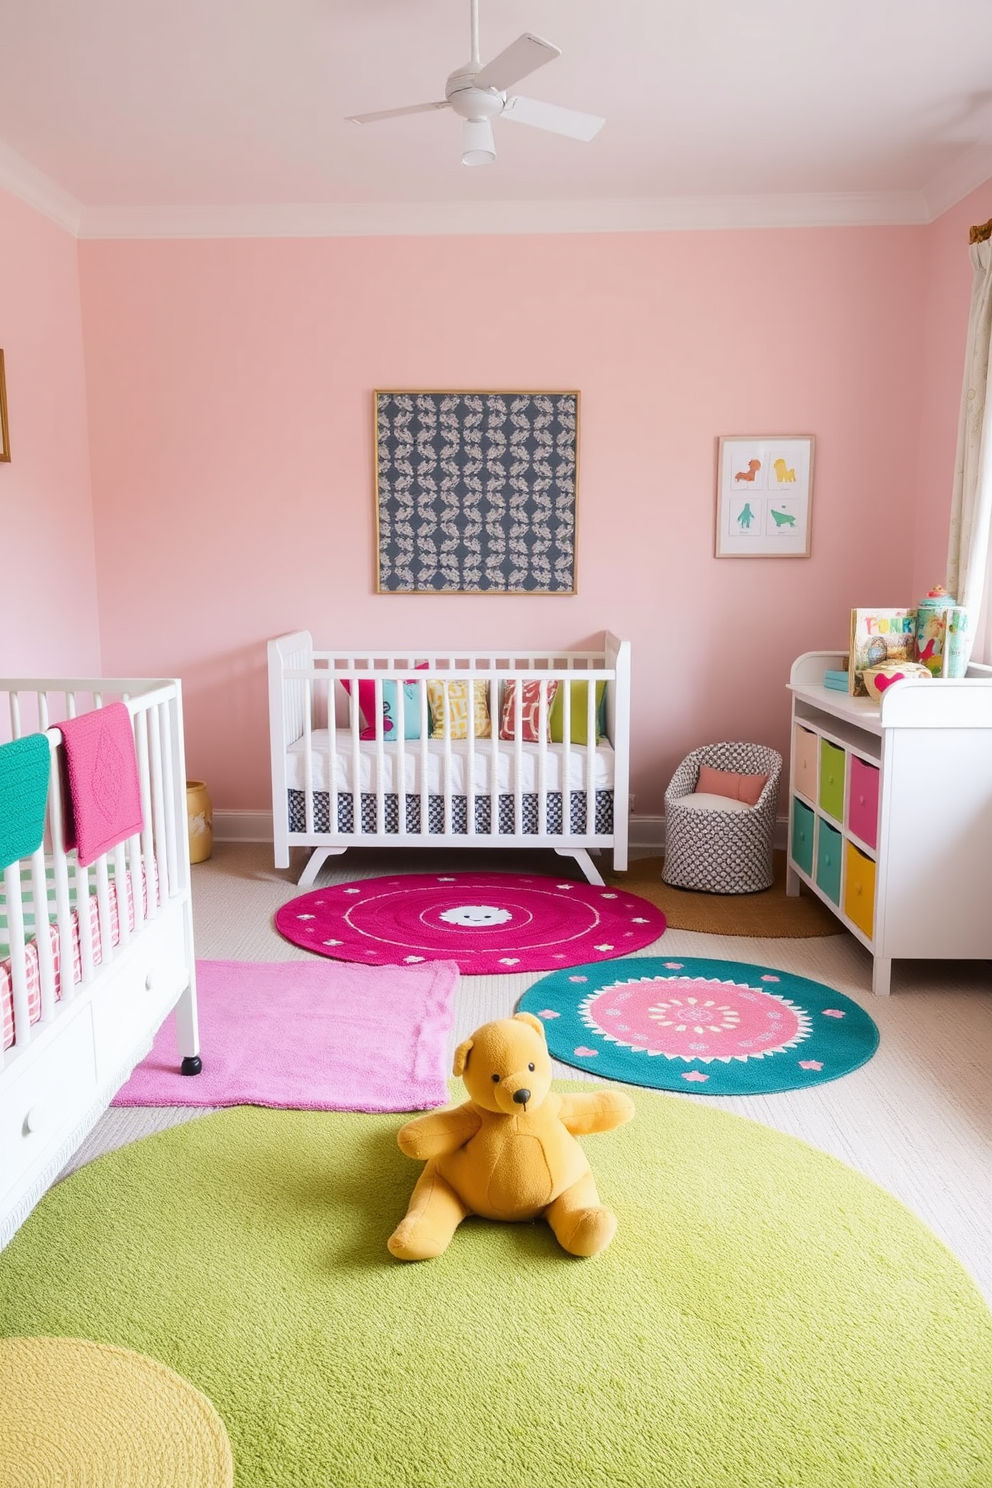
<box><xmin>499</xmin><ymin>680</ymin><xmax>560</xmax><ymax>742</ymax></box>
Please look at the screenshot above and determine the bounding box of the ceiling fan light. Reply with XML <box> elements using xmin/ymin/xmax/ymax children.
<box><xmin>461</xmin><ymin>117</ymin><xmax>496</xmax><ymax>165</ymax></box>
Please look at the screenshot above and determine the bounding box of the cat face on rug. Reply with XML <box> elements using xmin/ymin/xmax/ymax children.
<box><xmin>387</xmin><ymin>1013</ymin><xmax>634</xmax><ymax>1262</ymax></box>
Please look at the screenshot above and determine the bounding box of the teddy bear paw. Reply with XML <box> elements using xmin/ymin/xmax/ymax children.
<box><xmin>558</xmin><ymin>1205</ymin><xmax>618</xmax><ymax>1258</ymax></box>
<box><xmin>386</xmin><ymin>1220</ymin><xmax>452</xmax><ymax>1262</ymax></box>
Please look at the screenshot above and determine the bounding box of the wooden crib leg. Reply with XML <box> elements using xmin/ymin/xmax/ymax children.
<box><xmin>555</xmin><ymin>848</ymin><xmax>605</xmax><ymax>887</ymax></box>
<box><xmin>298</xmin><ymin>847</ymin><xmax>347</xmax><ymax>888</ymax></box>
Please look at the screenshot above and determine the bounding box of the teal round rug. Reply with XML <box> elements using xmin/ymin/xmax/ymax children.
<box><xmin>517</xmin><ymin>956</ymin><xmax>879</xmax><ymax>1094</ymax></box>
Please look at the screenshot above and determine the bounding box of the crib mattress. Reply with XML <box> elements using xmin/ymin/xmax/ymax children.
<box><xmin>0</xmin><ymin>856</ymin><xmax>157</xmax><ymax>1052</ymax></box>
<box><xmin>286</xmin><ymin>732</ymin><xmax>616</xmax><ymax>795</ymax></box>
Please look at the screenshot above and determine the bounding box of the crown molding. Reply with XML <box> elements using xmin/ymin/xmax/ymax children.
<box><xmin>922</xmin><ymin>140</ymin><xmax>992</xmax><ymax>221</ymax></box>
<box><xmin>76</xmin><ymin>189</ymin><xmax>933</xmax><ymax>241</ymax></box>
<box><xmin>0</xmin><ymin>140</ymin><xmax>82</xmax><ymax>235</ymax></box>
<box><xmin>2</xmin><ymin>138</ymin><xmax>979</xmax><ymax>242</ymax></box>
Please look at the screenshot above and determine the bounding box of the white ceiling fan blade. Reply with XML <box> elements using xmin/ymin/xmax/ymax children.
<box><xmin>501</xmin><ymin>95</ymin><xmax>605</xmax><ymax>142</ymax></box>
<box><xmin>346</xmin><ymin>101</ymin><xmax>449</xmax><ymax>125</ymax></box>
<box><xmin>474</xmin><ymin>33</ymin><xmax>560</xmax><ymax>93</ymax></box>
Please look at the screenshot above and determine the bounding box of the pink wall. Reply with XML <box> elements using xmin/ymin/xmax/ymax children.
<box><xmin>913</xmin><ymin>182</ymin><xmax>992</xmax><ymax>600</ymax></box>
<box><xmin>78</xmin><ymin>227</ymin><xmax>933</xmax><ymax>816</ymax></box>
<box><xmin>0</xmin><ymin>189</ymin><xmax>100</xmax><ymax>676</ymax></box>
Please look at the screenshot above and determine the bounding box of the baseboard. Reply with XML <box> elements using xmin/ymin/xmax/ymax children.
<box><xmin>213</xmin><ymin>809</ymin><xmax>789</xmax><ymax>854</ymax></box>
<box><xmin>213</xmin><ymin>809</ymin><xmax>274</xmax><ymax>843</ymax></box>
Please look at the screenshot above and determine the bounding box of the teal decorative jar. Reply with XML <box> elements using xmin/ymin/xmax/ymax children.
<box><xmin>914</xmin><ymin>585</ymin><xmax>955</xmax><ymax>677</ymax></box>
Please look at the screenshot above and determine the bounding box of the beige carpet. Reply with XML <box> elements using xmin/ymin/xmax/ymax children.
<box><xmin>605</xmin><ymin>851</ymin><xmax>842</xmax><ymax>936</ymax></box>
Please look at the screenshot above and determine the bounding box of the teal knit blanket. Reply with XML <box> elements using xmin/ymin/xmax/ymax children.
<box><xmin>0</xmin><ymin>734</ymin><xmax>51</xmax><ymax>872</ymax></box>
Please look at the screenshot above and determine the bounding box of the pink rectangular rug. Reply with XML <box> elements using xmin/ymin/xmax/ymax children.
<box><xmin>113</xmin><ymin>957</ymin><xmax>459</xmax><ymax>1112</ymax></box>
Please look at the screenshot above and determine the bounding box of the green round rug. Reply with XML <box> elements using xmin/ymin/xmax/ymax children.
<box><xmin>518</xmin><ymin>956</ymin><xmax>879</xmax><ymax>1093</ymax></box>
<box><xmin>1</xmin><ymin>1096</ymin><xmax>989</xmax><ymax>1488</ymax></box>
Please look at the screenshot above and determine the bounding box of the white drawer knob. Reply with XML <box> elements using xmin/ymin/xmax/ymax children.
<box><xmin>23</xmin><ymin>1105</ymin><xmax>47</xmax><ymax>1135</ymax></box>
<box><xmin>145</xmin><ymin>968</ymin><xmax>161</xmax><ymax>992</ymax></box>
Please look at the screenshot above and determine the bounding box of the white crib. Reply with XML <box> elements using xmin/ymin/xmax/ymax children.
<box><xmin>0</xmin><ymin>676</ymin><xmax>200</xmax><ymax>1249</ymax></box>
<box><xmin>268</xmin><ymin>632</ymin><xmax>631</xmax><ymax>888</ymax></box>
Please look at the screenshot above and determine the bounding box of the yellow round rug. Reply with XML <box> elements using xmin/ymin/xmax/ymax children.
<box><xmin>0</xmin><ymin>1335</ymin><xmax>233</xmax><ymax>1488</ymax></box>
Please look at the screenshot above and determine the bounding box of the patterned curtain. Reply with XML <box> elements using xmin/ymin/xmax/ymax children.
<box><xmin>947</xmin><ymin>233</ymin><xmax>992</xmax><ymax>664</ymax></box>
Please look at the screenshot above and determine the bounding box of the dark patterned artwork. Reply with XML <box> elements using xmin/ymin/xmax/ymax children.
<box><xmin>374</xmin><ymin>391</ymin><xmax>578</xmax><ymax>593</ymax></box>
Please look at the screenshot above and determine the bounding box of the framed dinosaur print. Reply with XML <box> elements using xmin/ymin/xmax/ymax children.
<box><xmin>715</xmin><ymin>435</ymin><xmax>814</xmax><ymax>557</ymax></box>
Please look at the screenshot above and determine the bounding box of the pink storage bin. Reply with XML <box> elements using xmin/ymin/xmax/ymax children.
<box><xmin>848</xmin><ymin>755</ymin><xmax>879</xmax><ymax>849</ymax></box>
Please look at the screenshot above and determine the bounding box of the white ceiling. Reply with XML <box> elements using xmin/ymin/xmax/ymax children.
<box><xmin>2</xmin><ymin>0</ymin><xmax>992</xmax><ymax>237</ymax></box>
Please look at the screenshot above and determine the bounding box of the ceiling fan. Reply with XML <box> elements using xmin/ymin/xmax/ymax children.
<box><xmin>346</xmin><ymin>0</ymin><xmax>605</xmax><ymax>166</ymax></box>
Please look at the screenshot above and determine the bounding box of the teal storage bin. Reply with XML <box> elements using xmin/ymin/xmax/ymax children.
<box><xmin>816</xmin><ymin>819</ymin><xmax>843</xmax><ymax>904</ymax></box>
<box><xmin>791</xmin><ymin>797</ymin><xmax>815</xmax><ymax>877</ymax></box>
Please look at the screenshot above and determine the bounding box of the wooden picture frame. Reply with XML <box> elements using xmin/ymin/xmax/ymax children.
<box><xmin>374</xmin><ymin>389</ymin><xmax>579</xmax><ymax>594</ymax></box>
<box><xmin>715</xmin><ymin>435</ymin><xmax>814</xmax><ymax>557</ymax></box>
<box><xmin>0</xmin><ymin>351</ymin><xmax>10</xmax><ymax>463</ymax></box>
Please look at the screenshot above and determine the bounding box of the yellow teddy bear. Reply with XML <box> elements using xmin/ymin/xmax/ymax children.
<box><xmin>387</xmin><ymin>1012</ymin><xmax>635</xmax><ymax>1260</ymax></box>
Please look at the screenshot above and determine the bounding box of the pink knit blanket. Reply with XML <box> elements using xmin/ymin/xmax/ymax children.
<box><xmin>113</xmin><ymin>957</ymin><xmax>459</xmax><ymax>1112</ymax></box>
<box><xmin>59</xmin><ymin>703</ymin><xmax>143</xmax><ymax>866</ymax></box>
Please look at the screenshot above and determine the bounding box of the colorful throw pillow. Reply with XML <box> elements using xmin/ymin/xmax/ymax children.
<box><xmin>342</xmin><ymin>665</ymin><xmax>429</xmax><ymax>740</ymax></box>
<box><xmin>499</xmin><ymin>680</ymin><xmax>560</xmax><ymax>742</ymax></box>
<box><xmin>427</xmin><ymin>680</ymin><xmax>492</xmax><ymax>740</ymax></box>
<box><xmin>549</xmin><ymin>681</ymin><xmax>607</xmax><ymax>745</ymax></box>
<box><xmin>696</xmin><ymin>765</ymin><xmax>769</xmax><ymax>806</ymax></box>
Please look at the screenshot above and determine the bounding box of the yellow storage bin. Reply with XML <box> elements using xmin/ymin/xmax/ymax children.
<box><xmin>844</xmin><ymin>841</ymin><xmax>876</xmax><ymax>940</ymax></box>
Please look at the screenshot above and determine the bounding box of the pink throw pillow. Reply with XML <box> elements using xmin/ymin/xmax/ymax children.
<box><xmin>499</xmin><ymin>679</ymin><xmax>560</xmax><ymax>742</ymax></box>
<box><xmin>342</xmin><ymin>664</ymin><xmax>429</xmax><ymax>739</ymax></box>
<box><xmin>696</xmin><ymin>765</ymin><xmax>769</xmax><ymax>807</ymax></box>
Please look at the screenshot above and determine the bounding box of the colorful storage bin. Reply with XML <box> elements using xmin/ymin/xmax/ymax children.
<box><xmin>791</xmin><ymin>797</ymin><xmax>815</xmax><ymax>877</ymax></box>
<box><xmin>819</xmin><ymin>740</ymin><xmax>845</xmax><ymax>822</ymax></box>
<box><xmin>847</xmin><ymin>756</ymin><xmax>880</xmax><ymax>850</ymax></box>
<box><xmin>844</xmin><ymin>842</ymin><xmax>876</xmax><ymax>939</ymax></box>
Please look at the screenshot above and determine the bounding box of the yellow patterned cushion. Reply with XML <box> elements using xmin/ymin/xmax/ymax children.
<box><xmin>427</xmin><ymin>680</ymin><xmax>492</xmax><ymax>739</ymax></box>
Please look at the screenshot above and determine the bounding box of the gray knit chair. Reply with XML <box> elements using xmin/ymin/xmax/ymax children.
<box><xmin>662</xmin><ymin>742</ymin><xmax>782</xmax><ymax>894</ymax></box>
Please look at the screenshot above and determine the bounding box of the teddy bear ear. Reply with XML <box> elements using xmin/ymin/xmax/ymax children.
<box><xmin>513</xmin><ymin>1012</ymin><xmax>547</xmax><ymax>1039</ymax></box>
<box><xmin>452</xmin><ymin>1037</ymin><xmax>474</xmax><ymax>1077</ymax></box>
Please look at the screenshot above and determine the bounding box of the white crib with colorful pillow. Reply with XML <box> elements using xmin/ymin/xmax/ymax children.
<box><xmin>268</xmin><ymin>632</ymin><xmax>631</xmax><ymax>887</ymax></box>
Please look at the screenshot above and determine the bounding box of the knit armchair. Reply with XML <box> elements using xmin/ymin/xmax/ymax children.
<box><xmin>662</xmin><ymin>742</ymin><xmax>782</xmax><ymax>894</ymax></box>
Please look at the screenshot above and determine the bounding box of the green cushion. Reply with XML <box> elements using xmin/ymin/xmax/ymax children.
<box><xmin>549</xmin><ymin>680</ymin><xmax>607</xmax><ymax>744</ymax></box>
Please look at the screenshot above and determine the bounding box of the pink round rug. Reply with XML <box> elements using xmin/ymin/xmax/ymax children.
<box><xmin>274</xmin><ymin>872</ymin><xmax>666</xmax><ymax>973</ymax></box>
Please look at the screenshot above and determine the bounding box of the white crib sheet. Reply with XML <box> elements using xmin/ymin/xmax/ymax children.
<box><xmin>286</xmin><ymin>732</ymin><xmax>616</xmax><ymax>794</ymax></box>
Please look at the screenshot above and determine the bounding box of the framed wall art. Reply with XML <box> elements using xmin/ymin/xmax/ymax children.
<box><xmin>715</xmin><ymin>435</ymin><xmax>814</xmax><ymax>557</ymax></box>
<box><xmin>0</xmin><ymin>351</ymin><xmax>10</xmax><ymax>463</ymax></box>
<box><xmin>374</xmin><ymin>390</ymin><xmax>578</xmax><ymax>594</ymax></box>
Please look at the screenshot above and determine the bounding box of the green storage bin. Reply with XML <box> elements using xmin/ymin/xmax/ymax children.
<box><xmin>816</xmin><ymin>819</ymin><xmax>843</xmax><ymax>904</ymax></box>
<box><xmin>791</xmin><ymin>797</ymin><xmax>815</xmax><ymax>877</ymax></box>
<box><xmin>819</xmin><ymin>739</ymin><xmax>846</xmax><ymax>822</ymax></box>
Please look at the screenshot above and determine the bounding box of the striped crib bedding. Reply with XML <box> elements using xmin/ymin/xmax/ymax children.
<box><xmin>0</xmin><ymin>855</ymin><xmax>158</xmax><ymax>1051</ymax></box>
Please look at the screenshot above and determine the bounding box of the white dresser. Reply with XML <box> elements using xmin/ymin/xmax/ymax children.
<box><xmin>786</xmin><ymin>650</ymin><xmax>992</xmax><ymax>994</ymax></box>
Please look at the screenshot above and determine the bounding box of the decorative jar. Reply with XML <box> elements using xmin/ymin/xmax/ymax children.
<box><xmin>185</xmin><ymin>780</ymin><xmax>213</xmax><ymax>863</ymax></box>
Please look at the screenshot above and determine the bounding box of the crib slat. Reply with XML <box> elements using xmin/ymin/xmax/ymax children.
<box><xmin>4</xmin><ymin>863</ymin><xmax>32</xmax><ymax>1053</ymax></box>
<box><xmin>442</xmin><ymin>680</ymin><xmax>453</xmax><ymax>836</ymax></box>
<box><xmin>348</xmin><ymin>667</ymin><xmax>362</xmax><ymax>840</ymax></box>
<box><xmin>395</xmin><ymin>675</ymin><xmax>408</xmax><ymax>841</ymax></box>
<box><xmin>374</xmin><ymin>676</ymin><xmax>386</xmax><ymax>836</ymax></box>
<box><xmin>330</xmin><ymin>669</ymin><xmax>342</xmax><ymax>845</ymax></box>
<box><xmin>135</xmin><ymin>709</ymin><xmax>158</xmax><ymax>922</ymax></box>
<box><xmin>466</xmin><ymin>675</ymin><xmax>476</xmax><ymax>838</ymax></box>
<box><xmin>418</xmin><ymin>677</ymin><xmax>429</xmax><ymax>845</ymax></box>
<box><xmin>303</xmin><ymin>678</ymin><xmax>315</xmax><ymax>838</ymax></box>
<box><xmin>158</xmin><ymin>699</ymin><xmax>179</xmax><ymax>899</ymax></box>
<box><xmin>28</xmin><ymin>848</ymin><xmax>56</xmax><ymax>1023</ymax></box>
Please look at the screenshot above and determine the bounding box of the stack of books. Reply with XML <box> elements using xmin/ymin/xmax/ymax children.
<box><xmin>823</xmin><ymin>669</ymin><xmax>849</xmax><ymax>692</ymax></box>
